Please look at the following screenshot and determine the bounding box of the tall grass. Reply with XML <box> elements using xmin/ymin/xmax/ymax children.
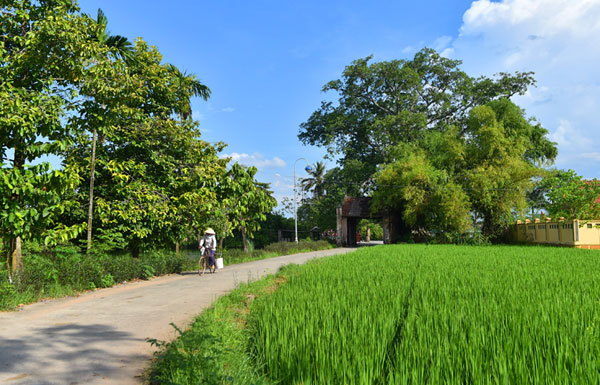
<box><xmin>249</xmin><ymin>245</ymin><xmax>600</xmax><ymax>384</ymax></box>
<box><xmin>249</xmin><ymin>248</ymin><xmax>419</xmax><ymax>384</ymax></box>
<box><xmin>386</xmin><ymin>245</ymin><xmax>600</xmax><ymax>384</ymax></box>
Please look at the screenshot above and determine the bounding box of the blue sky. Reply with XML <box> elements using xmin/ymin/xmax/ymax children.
<box><xmin>78</xmin><ymin>0</ymin><xmax>600</xmax><ymax>204</ymax></box>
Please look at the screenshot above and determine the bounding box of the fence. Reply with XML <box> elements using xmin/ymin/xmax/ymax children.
<box><xmin>508</xmin><ymin>218</ymin><xmax>600</xmax><ymax>249</ymax></box>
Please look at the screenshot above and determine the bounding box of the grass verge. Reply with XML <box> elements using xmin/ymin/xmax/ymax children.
<box><xmin>146</xmin><ymin>263</ymin><xmax>305</xmax><ymax>385</ymax></box>
<box><xmin>216</xmin><ymin>239</ymin><xmax>334</xmax><ymax>265</ymax></box>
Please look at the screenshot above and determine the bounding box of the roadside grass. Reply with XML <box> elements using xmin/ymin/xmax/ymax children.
<box><xmin>146</xmin><ymin>264</ymin><xmax>305</xmax><ymax>385</ymax></box>
<box><xmin>189</xmin><ymin>239</ymin><xmax>334</xmax><ymax>267</ymax></box>
<box><xmin>1</xmin><ymin>240</ymin><xmax>332</xmax><ymax>311</ymax></box>
<box><xmin>0</xmin><ymin>283</ymin><xmax>80</xmax><ymax>310</ymax></box>
<box><xmin>0</xmin><ymin>250</ymin><xmax>193</xmax><ymax>311</ymax></box>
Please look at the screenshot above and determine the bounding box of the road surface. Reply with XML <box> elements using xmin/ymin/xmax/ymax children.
<box><xmin>0</xmin><ymin>247</ymin><xmax>354</xmax><ymax>385</ymax></box>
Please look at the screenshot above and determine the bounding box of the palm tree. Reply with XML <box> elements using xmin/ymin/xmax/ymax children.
<box><xmin>301</xmin><ymin>161</ymin><xmax>327</xmax><ymax>198</ymax></box>
<box><xmin>166</xmin><ymin>64</ymin><xmax>211</xmax><ymax>120</ymax></box>
<box><xmin>84</xmin><ymin>9</ymin><xmax>135</xmax><ymax>252</ymax></box>
<box><xmin>87</xmin><ymin>9</ymin><xmax>134</xmax><ymax>62</ymax></box>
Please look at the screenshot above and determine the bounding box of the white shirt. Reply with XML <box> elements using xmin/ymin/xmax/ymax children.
<box><xmin>199</xmin><ymin>234</ymin><xmax>217</xmax><ymax>251</ymax></box>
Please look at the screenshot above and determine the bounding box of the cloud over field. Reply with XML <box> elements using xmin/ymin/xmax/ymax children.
<box><xmin>446</xmin><ymin>0</ymin><xmax>600</xmax><ymax>177</ymax></box>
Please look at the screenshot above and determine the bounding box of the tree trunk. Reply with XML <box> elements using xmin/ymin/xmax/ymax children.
<box><xmin>218</xmin><ymin>223</ymin><xmax>228</xmax><ymax>251</ymax></box>
<box><xmin>87</xmin><ymin>129</ymin><xmax>97</xmax><ymax>252</ymax></box>
<box><xmin>10</xmin><ymin>143</ymin><xmax>25</xmax><ymax>275</ymax></box>
<box><xmin>175</xmin><ymin>241</ymin><xmax>180</xmax><ymax>258</ymax></box>
<box><xmin>241</xmin><ymin>225</ymin><xmax>248</xmax><ymax>252</ymax></box>
<box><xmin>9</xmin><ymin>237</ymin><xmax>23</xmax><ymax>274</ymax></box>
<box><xmin>130</xmin><ymin>239</ymin><xmax>140</xmax><ymax>258</ymax></box>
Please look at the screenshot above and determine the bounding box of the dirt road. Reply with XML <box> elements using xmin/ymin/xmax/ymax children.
<box><xmin>0</xmin><ymin>248</ymin><xmax>354</xmax><ymax>385</ymax></box>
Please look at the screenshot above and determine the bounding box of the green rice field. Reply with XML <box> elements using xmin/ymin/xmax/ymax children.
<box><xmin>150</xmin><ymin>244</ymin><xmax>600</xmax><ymax>384</ymax></box>
<box><xmin>249</xmin><ymin>245</ymin><xmax>600</xmax><ymax>384</ymax></box>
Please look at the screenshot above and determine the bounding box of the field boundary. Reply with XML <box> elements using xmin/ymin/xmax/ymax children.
<box><xmin>378</xmin><ymin>257</ymin><xmax>421</xmax><ymax>383</ymax></box>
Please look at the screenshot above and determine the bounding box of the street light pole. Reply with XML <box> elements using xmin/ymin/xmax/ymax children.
<box><xmin>294</xmin><ymin>158</ymin><xmax>310</xmax><ymax>244</ymax></box>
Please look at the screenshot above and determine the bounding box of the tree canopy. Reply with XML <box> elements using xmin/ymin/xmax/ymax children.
<box><xmin>1</xmin><ymin>1</ymin><xmax>277</xmax><ymax>274</ymax></box>
<box><xmin>1</xmin><ymin>0</ymin><xmax>97</xmax><ymax>273</ymax></box>
<box><xmin>299</xmin><ymin>49</ymin><xmax>555</xmax><ymax>173</ymax></box>
<box><xmin>540</xmin><ymin>170</ymin><xmax>600</xmax><ymax>220</ymax></box>
<box><xmin>299</xmin><ymin>49</ymin><xmax>558</xmax><ymax>240</ymax></box>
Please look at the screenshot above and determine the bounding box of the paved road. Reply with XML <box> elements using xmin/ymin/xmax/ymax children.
<box><xmin>0</xmin><ymin>248</ymin><xmax>354</xmax><ymax>385</ymax></box>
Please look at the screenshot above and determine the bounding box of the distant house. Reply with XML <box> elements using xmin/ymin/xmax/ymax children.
<box><xmin>510</xmin><ymin>179</ymin><xmax>600</xmax><ymax>249</ymax></box>
<box><xmin>510</xmin><ymin>218</ymin><xmax>600</xmax><ymax>249</ymax></box>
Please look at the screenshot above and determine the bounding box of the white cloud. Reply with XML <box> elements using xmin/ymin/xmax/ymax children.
<box><xmin>449</xmin><ymin>0</ymin><xmax>600</xmax><ymax>178</ymax></box>
<box><xmin>401</xmin><ymin>45</ymin><xmax>415</xmax><ymax>54</ymax></box>
<box><xmin>579</xmin><ymin>152</ymin><xmax>600</xmax><ymax>162</ymax></box>
<box><xmin>221</xmin><ymin>152</ymin><xmax>287</xmax><ymax>169</ymax></box>
<box><xmin>433</xmin><ymin>35</ymin><xmax>453</xmax><ymax>51</ymax></box>
<box><xmin>550</xmin><ymin>119</ymin><xmax>589</xmax><ymax>150</ymax></box>
<box><xmin>431</xmin><ymin>36</ymin><xmax>454</xmax><ymax>57</ymax></box>
<box><xmin>439</xmin><ymin>47</ymin><xmax>454</xmax><ymax>58</ymax></box>
<box><xmin>192</xmin><ymin>111</ymin><xmax>205</xmax><ymax>120</ymax></box>
<box><xmin>221</xmin><ymin>107</ymin><xmax>235</xmax><ymax>113</ymax></box>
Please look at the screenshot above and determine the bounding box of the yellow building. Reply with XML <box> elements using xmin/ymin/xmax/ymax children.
<box><xmin>510</xmin><ymin>218</ymin><xmax>600</xmax><ymax>249</ymax></box>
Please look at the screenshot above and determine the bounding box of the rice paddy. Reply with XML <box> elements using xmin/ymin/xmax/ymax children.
<box><xmin>248</xmin><ymin>245</ymin><xmax>600</xmax><ymax>384</ymax></box>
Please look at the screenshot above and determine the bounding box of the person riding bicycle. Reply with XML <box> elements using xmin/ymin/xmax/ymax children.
<box><xmin>199</xmin><ymin>228</ymin><xmax>217</xmax><ymax>273</ymax></box>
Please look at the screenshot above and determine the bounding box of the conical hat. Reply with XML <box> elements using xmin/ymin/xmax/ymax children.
<box><xmin>204</xmin><ymin>228</ymin><xmax>215</xmax><ymax>235</ymax></box>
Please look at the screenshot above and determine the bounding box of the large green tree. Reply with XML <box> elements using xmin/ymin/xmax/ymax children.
<box><xmin>373</xmin><ymin>145</ymin><xmax>472</xmax><ymax>236</ymax></box>
<box><xmin>301</xmin><ymin>49</ymin><xmax>557</xmax><ymax>241</ymax></box>
<box><xmin>213</xmin><ymin>163</ymin><xmax>277</xmax><ymax>252</ymax></box>
<box><xmin>1</xmin><ymin>0</ymin><xmax>96</xmax><ymax>274</ymax></box>
<box><xmin>166</xmin><ymin>136</ymin><xmax>227</xmax><ymax>257</ymax></box>
<box><xmin>65</xmin><ymin>39</ymin><xmax>220</xmax><ymax>257</ymax></box>
<box><xmin>299</xmin><ymin>48</ymin><xmax>553</xmax><ymax>188</ymax></box>
<box><xmin>373</xmin><ymin>99</ymin><xmax>553</xmax><ymax>239</ymax></box>
<box><xmin>80</xmin><ymin>8</ymin><xmax>135</xmax><ymax>252</ymax></box>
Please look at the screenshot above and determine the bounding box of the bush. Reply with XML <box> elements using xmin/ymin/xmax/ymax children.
<box><xmin>101</xmin><ymin>274</ymin><xmax>115</xmax><ymax>288</ymax></box>
<box><xmin>0</xmin><ymin>278</ymin><xmax>17</xmax><ymax>309</ymax></box>
<box><xmin>263</xmin><ymin>240</ymin><xmax>332</xmax><ymax>254</ymax></box>
<box><xmin>223</xmin><ymin>248</ymin><xmax>265</xmax><ymax>263</ymax></box>
<box><xmin>141</xmin><ymin>264</ymin><xmax>155</xmax><ymax>280</ymax></box>
<box><xmin>433</xmin><ymin>231</ymin><xmax>491</xmax><ymax>246</ymax></box>
<box><xmin>0</xmin><ymin>241</ymin><xmax>191</xmax><ymax>310</ymax></box>
<box><xmin>1</xmin><ymin>239</ymin><xmax>334</xmax><ymax>310</ymax></box>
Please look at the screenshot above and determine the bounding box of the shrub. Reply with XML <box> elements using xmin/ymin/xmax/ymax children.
<box><xmin>0</xmin><ymin>241</ymin><xmax>193</xmax><ymax>310</ymax></box>
<box><xmin>263</xmin><ymin>240</ymin><xmax>331</xmax><ymax>254</ymax></box>
<box><xmin>0</xmin><ymin>278</ymin><xmax>17</xmax><ymax>309</ymax></box>
<box><xmin>433</xmin><ymin>231</ymin><xmax>491</xmax><ymax>246</ymax></box>
<box><xmin>101</xmin><ymin>274</ymin><xmax>115</xmax><ymax>288</ymax></box>
<box><xmin>141</xmin><ymin>264</ymin><xmax>155</xmax><ymax>280</ymax></box>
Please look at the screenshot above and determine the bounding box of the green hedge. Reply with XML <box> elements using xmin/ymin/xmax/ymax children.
<box><xmin>0</xmin><ymin>243</ymin><xmax>191</xmax><ymax>310</ymax></box>
<box><xmin>1</xmin><ymin>239</ymin><xmax>333</xmax><ymax>311</ymax></box>
<box><xmin>226</xmin><ymin>240</ymin><xmax>332</xmax><ymax>264</ymax></box>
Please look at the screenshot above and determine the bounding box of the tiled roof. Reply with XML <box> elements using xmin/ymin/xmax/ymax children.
<box><xmin>341</xmin><ymin>197</ymin><xmax>380</xmax><ymax>218</ymax></box>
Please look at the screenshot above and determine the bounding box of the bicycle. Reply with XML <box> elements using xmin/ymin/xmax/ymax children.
<box><xmin>198</xmin><ymin>247</ymin><xmax>216</xmax><ymax>275</ymax></box>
